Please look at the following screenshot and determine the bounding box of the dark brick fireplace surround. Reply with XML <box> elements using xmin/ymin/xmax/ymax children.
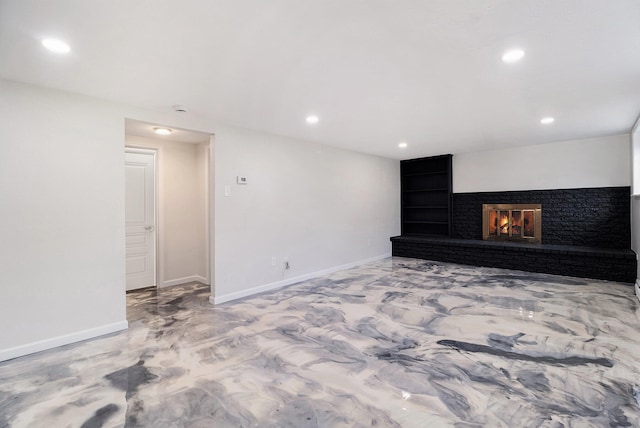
<box><xmin>391</xmin><ymin>187</ymin><xmax>637</xmax><ymax>283</ymax></box>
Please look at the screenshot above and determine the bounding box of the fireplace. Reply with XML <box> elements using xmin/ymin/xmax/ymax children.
<box><xmin>482</xmin><ymin>204</ymin><xmax>541</xmax><ymax>244</ymax></box>
<box><xmin>393</xmin><ymin>187</ymin><xmax>636</xmax><ymax>283</ymax></box>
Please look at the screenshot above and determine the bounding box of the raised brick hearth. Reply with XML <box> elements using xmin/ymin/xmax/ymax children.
<box><xmin>392</xmin><ymin>186</ymin><xmax>637</xmax><ymax>283</ymax></box>
<box><xmin>391</xmin><ymin>236</ymin><xmax>636</xmax><ymax>283</ymax></box>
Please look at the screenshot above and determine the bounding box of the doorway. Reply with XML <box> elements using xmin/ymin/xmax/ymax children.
<box><xmin>124</xmin><ymin>119</ymin><xmax>212</xmax><ymax>292</ymax></box>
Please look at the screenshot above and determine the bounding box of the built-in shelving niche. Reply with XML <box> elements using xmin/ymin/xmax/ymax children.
<box><xmin>400</xmin><ymin>154</ymin><xmax>452</xmax><ymax>236</ymax></box>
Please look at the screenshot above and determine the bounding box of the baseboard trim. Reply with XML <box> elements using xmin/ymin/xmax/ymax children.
<box><xmin>0</xmin><ymin>320</ymin><xmax>129</xmax><ymax>363</ymax></box>
<box><xmin>161</xmin><ymin>275</ymin><xmax>209</xmax><ymax>287</ymax></box>
<box><xmin>635</xmin><ymin>280</ymin><xmax>640</xmax><ymax>303</ymax></box>
<box><xmin>211</xmin><ymin>253</ymin><xmax>391</xmax><ymax>305</ymax></box>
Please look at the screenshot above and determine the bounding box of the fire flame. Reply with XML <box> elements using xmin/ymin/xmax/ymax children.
<box><xmin>500</xmin><ymin>214</ymin><xmax>509</xmax><ymax>233</ymax></box>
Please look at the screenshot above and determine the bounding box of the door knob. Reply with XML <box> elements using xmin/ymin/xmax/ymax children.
<box><xmin>145</xmin><ymin>225</ymin><xmax>154</xmax><ymax>231</ymax></box>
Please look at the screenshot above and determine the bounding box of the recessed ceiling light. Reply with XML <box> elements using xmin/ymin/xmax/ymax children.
<box><xmin>502</xmin><ymin>49</ymin><xmax>525</xmax><ymax>63</ymax></box>
<box><xmin>41</xmin><ymin>38</ymin><xmax>71</xmax><ymax>54</ymax></box>
<box><xmin>154</xmin><ymin>127</ymin><xmax>172</xmax><ymax>136</ymax></box>
<box><xmin>306</xmin><ymin>115</ymin><xmax>319</xmax><ymax>124</ymax></box>
<box><xmin>398</xmin><ymin>142</ymin><xmax>408</xmax><ymax>149</ymax></box>
<box><xmin>540</xmin><ymin>117</ymin><xmax>555</xmax><ymax>125</ymax></box>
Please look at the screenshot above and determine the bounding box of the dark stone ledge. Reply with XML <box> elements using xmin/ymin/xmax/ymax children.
<box><xmin>390</xmin><ymin>235</ymin><xmax>637</xmax><ymax>284</ymax></box>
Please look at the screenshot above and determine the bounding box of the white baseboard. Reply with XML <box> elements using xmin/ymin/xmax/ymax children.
<box><xmin>211</xmin><ymin>253</ymin><xmax>391</xmax><ymax>305</ymax></box>
<box><xmin>635</xmin><ymin>280</ymin><xmax>640</xmax><ymax>303</ymax></box>
<box><xmin>161</xmin><ymin>275</ymin><xmax>209</xmax><ymax>288</ymax></box>
<box><xmin>0</xmin><ymin>320</ymin><xmax>128</xmax><ymax>363</ymax></box>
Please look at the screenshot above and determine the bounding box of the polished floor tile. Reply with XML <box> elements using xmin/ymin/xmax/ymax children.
<box><xmin>1</xmin><ymin>257</ymin><xmax>640</xmax><ymax>427</ymax></box>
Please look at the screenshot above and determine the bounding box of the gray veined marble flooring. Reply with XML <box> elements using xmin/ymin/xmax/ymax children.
<box><xmin>2</xmin><ymin>258</ymin><xmax>640</xmax><ymax>427</ymax></box>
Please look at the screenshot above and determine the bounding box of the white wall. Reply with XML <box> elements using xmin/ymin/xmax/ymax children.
<box><xmin>125</xmin><ymin>136</ymin><xmax>209</xmax><ymax>286</ymax></box>
<box><xmin>632</xmin><ymin>119</ymin><xmax>640</xmax><ymax>196</ymax></box>
<box><xmin>197</xmin><ymin>141</ymin><xmax>210</xmax><ymax>283</ymax></box>
<box><xmin>631</xmin><ymin>117</ymin><xmax>640</xmax><ymax>280</ymax></box>
<box><xmin>0</xmin><ymin>78</ymin><xmax>400</xmax><ymax>360</ymax></box>
<box><xmin>213</xmin><ymin>125</ymin><xmax>400</xmax><ymax>302</ymax></box>
<box><xmin>454</xmin><ymin>134</ymin><xmax>631</xmax><ymax>193</ymax></box>
<box><xmin>0</xmin><ymin>80</ymin><xmax>128</xmax><ymax>360</ymax></box>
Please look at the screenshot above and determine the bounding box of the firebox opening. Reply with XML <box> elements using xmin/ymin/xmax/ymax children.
<box><xmin>482</xmin><ymin>204</ymin><xmax>541</xmax><ymax>244</ymax></box>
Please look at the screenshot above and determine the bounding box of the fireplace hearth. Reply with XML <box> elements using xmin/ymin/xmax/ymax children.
<box><xmin>392</xmin><ymin>186</ymin><xmax>636</xmax><ymax>283</ymax></box>
<box><xmin>482</xmin><ymin>204</ymin><xmax>541</xmax><ymax>244</ymax></box>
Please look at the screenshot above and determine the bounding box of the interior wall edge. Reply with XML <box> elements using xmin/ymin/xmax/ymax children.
<box><xmin>0</xmin><ymin>321</ymin><xmax>129</xmax><ymax>363</ymax></box>
<box><xmin>211</xmin><ymin>253</ymin><xmax>392</xmax><ymax>305</ymax></box>
<box><xmin>161</xmin><ymin>275</ymin><xmax>209</xmax><ymax>288</ymax></box>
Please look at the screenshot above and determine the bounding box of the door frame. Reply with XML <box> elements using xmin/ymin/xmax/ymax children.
<box><xmin>125</xmin><ymin>147</ymin><xmax>158</xmax><ymax>289</ymax></box>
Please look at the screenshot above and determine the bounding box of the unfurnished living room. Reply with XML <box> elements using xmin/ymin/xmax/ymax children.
<box><xmin>1</xmin><ymin>1</ymin><xmax>640</xmax><ymax>427</ymax></box>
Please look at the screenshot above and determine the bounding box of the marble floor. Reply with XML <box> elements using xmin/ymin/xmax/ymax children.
<box><xmin>1</xmin><ymin>258</ymin><xmax>640</xmax><ymax>427</ymax></box>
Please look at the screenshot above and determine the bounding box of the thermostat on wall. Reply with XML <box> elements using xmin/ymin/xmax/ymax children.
<box><xmin>237</xmin><ymin>176</ymin><xmax>248</xmax><ymax>185</ymax></box>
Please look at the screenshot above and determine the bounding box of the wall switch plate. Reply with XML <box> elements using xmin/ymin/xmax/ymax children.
<box><xmin>271</xmin><ymin>256</ymin><xmax>276</xmax><ymax>266</ymax></box>
<box><xmin>224</xmin><ymin>185</ymin><xmax>231</xmax><ymax>197</ymax></box>
<box><xmin>237</xmin><ymin>176</ymin><xmax>248</xmax><ymax>185</ymax></box>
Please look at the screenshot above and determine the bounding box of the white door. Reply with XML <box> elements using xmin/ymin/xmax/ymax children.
<box><xmin>125</xmin><ymin>149</ymin><xmax>156</xmax><ymax>290</ymax></box>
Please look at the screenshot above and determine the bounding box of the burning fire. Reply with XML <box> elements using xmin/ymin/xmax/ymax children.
<box><xmin>500</xmin><ymin>213</ymin><xmax>509</xmax><ymax>233</ymax></box>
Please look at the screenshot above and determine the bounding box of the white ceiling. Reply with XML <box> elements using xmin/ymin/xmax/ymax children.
<box><xmin>1</xmin><ymin>0</ymin><xmax>639</xmax><ymax>159</ymax></box>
